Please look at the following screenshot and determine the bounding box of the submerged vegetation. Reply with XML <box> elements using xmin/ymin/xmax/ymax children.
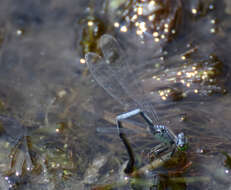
<box><xmin>79</xmin><ymin>16</ymin><xmax>106</xmax><ymax>59</ymax></box>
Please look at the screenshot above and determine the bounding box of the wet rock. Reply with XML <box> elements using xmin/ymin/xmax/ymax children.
<box><xmin>83</xmin><ymin>155</ymin><xmax>107</xmax><ymax>185</ymax></box>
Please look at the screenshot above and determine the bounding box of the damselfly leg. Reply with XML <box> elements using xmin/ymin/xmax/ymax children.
<box><xmin>116</xmin><ymin>108</ymin><xmax>181</xmax><ymax>173</ymax></box>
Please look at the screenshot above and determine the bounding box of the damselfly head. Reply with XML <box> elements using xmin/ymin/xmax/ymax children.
<box><xmin>99</xmin><ymin>34</ymin><xmax>120</xmax><ymax>65</ymax></box>
<box><xmin>177</xmin><ymin>132</ymin><xmax>188</xmax><ymax>151</ymax></box>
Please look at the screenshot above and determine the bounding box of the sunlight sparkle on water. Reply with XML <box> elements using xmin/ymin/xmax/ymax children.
<box><xmin>120</xmin><ymin>26</ymin><xmax>128</xmax><ymax>32</ymax></box>
<box><xmin>80</xmin><ymin>58</ymin><xmax>86</xmax><ymax>64</ymax></box>
<box><xmin>192</xmin><ymin>8</ymin><xmax>198</xmax><ymax>15</ymax></box>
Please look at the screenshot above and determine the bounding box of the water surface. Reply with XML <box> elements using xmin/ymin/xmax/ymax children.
<box><xmin>0</xmin><ymin>0</ymin><xmax>231</xmax><ymax>189</ymax></box>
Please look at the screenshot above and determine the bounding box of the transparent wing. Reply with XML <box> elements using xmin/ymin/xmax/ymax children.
<box><xmin>86</xmin><ymin>52</ymin><xmax>134</xmax><ymax>107</ymax></box>
<box><xmin>86</xmin><ymin>34</ymin><xmax>160</xmax><ymax>123</ymax></box>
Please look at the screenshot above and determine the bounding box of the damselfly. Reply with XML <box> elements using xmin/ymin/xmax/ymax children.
<box><xmin>85</xmin><ymin>34</ymin><xmax>187</xmax><ymax>174</ymax></box>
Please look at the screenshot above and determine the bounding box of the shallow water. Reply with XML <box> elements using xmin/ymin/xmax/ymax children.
<box><xmin>0</xmin><ymin>0</ymin><xmax>231</xmax><ymax>189</ymax></box>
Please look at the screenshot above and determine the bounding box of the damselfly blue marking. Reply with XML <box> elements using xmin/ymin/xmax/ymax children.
<box><xmin>85</xmin><ymin>34</ymin><xmax>187</xmax><ymax>174</ymax></box>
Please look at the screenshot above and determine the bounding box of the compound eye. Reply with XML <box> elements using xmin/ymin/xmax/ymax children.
<box><xmin>161</xmin><ymin>128</ymin><xmax>166</xmax><ymax>133</ymax></box>
<box><xmin>178</xmin><ymin>132</ymin><xmax>184</xmax><ymax>139</ymax></box>
<box><xmin>160</xmin><ymin>125</ymin><xmax>165</xmax><ymax>130</ymax></box>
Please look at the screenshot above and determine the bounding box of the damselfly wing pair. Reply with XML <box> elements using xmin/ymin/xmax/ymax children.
<box><xmin>85</xmin><ymin>34</ymin><xmax>187</xmax><ymax>174</ymax></box>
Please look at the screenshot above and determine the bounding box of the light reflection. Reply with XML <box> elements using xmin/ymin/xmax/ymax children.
<box><xmin>164</xmin><ymin>28</ymin><xmax>169</xmax><ymax>33</ymax></box>
<box><xmin>154</xmin><ymin>38</ymin><xmax>160</xmax><ymax>42</ymax></box>
<box><xmin>209</xmin><ymin>4</ymin><xmax>214</xmax><ymax>10</ymax></box>
<box><xmin>16</xmin><ymin>29</ymin><xmax>23</xmax><ymax>36</ymax></box>
<box><xmin>148</xmin><ymin>15</ymin><xmax>155</xmax><ymax>21</ymax></box>
<box><xmin>171</xmin><ymin>29</ymin><xmax>176</xmax><ymax>34</ymax></box>
<box><xmin>191</xmin><ymin>8</ymin><xmax>198</xmax><ymax>15</ymax></box>
<box><xmin>181</xmin><ymin>56</ymin><xmax>186</xmax><ymax>60</ymax></box>
<box><xmin>161</xmin><ymin>34</ymin><xmax>165</xmax><ymax>39</ymax></box>
<box><xmin>114</xmin><ymin>22</ymin><xmax>120</xmax><ymax>28</ymax></box>
<box><xmin>149</xmin><ymin>0</ymin><xmax>156</xmax><ymax>6</ymax></box>
<box><xmin>120</xmin><ymin>25</ymin><xmax>128</xmax><ymax>32</ymax></box>
<box><xmin>161</xmin><ymin>96</ymin><xmax>167</xmax><ymax>100</ymax></box>
<box><xmin>210</xmin><ymin>19</ymin><xmax>216</xmax><ymax>24</ymax></box>
<box><xmin>87</xmin><ymin>21</ymin><xmax>94</xmax><ymax>26</ymax></box>
<box><xmin>58</xmin><ymin>90</ymin><xmax>67</xmax><ymax>98</ymax></box>
<box><xmin>210</xmin><ymin>28</ymin><xmax>216</xmax><ymax>33</ymax></box>
<box><xmin>159</xmin><ymin>91</ymin><xmax>164</xmax><ymax>96</ymax></box>
<box><xmin>131</xmin><ymin>14</ymin><xmax>138</xmax><ymax>21</ymax></box>
<box><xmin>136</xmin><ymin>30</ymin><xmax>143</xmax><ymax>35</ymax></box>
<box><xmin>180</xmin><ymin>79</ymin><xmax>185</xmax><ymax>84</ymax></box>
<box><xmin>164</xmin><ymin>23</ymin><xmax>169</xmax><ymax>28</ymax></box>
<box><xmin>124</xmin><ymin>176</ymin><xmax>129</xmax><ymax>181</ymax></box>
<box><xmin>137</xmin><ymin>7</ymin><xmax>143</xmax><ymax>15</ymax></box>
<box><xmin>80</xmin><ymin>58</ymin><xmax>86</xmax><ymax>64</ymax></box>
<box><xmin>158</xmin><ymin>87</ymin><xmax>183</xmax><ymax>101</ymax></box>
<box><xmin>152</xmin><ymin>54</ymin><xmax>225</xmax><ymax>99</ymax></box>
<box><xmin>153</xmin><ymin>31</ymin><xmax>159</xmax><ymax>37</ymax></box>
<box><xmin>113</xmin><ymin>0</ymin><xmax>181</xmax><ymax>42</ymax></box>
